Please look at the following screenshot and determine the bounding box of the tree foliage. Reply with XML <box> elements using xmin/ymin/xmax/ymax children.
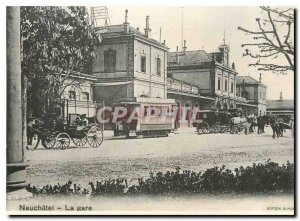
<box><xmin>21</xmin><ymin>6</ymin><xmax>101</xmax><ymax>117</ymax></box>
<box><xmin>238</xmin><ymin>6</ymin><xmax>294</xmax><ymax>74</ymax></box>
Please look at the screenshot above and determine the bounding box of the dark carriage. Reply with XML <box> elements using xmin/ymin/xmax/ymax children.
<box><xmin>193</xmin><ymin>108</ymin><xmax>242</xmax><ymax>134</ymax></box>
<box><xmin>27</xmin><ymin>100</ymin><xmax>103</xmax><ymax>150</ymax></box>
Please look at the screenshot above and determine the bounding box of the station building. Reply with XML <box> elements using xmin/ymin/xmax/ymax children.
<box><xmin>236</xmin><ymin>75</ymin><xmax>267</xmax><ymax>116</ymax></box>
<box><xmin>60</xmin><ymin>10</ymin><xmax>268</xmax><ymax>128</ymax></box>
<box><xmin>266</xmin><ymin>92</ymin><xmax>294</xmax><ymax>121</ymax></box>
<box><xmin>167</xmin><ymin>40</ymin><xmax>238</xmax><ymax>113</ymax></box>
<box><xmin>91</xmin><ymin>10</ymin><xmax>172</xmax><ymax>106</ymax></box>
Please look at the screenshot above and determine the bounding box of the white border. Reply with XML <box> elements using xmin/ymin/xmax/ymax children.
<box><xmin>1</xmin><ymin>0</ymin><xmax>298</xmax><ymax>220</ymax></box>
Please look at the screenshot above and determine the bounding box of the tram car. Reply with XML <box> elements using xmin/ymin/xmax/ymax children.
<box><xmin>109</xmin><ymin>97</ymin><xmax>176</xmax><ymax>138</ymax></box>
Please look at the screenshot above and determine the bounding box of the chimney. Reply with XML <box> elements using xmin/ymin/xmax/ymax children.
<box><xmin>259</xmin><ymin>73</ymin><xmax>262</xmax><ymax>83</ymax></box>
<box><xmin>242</xmin><ymin>79</ymin><xmax>246</xmax><ymax>97</ymax></box>
<box><xmin>159</xmin><ymin>27</ymin><xmax>162</xmax><ymax>43</ymax></box>
<box><xmin>163</xmin><ymin>40</ymin><xmax>166</xmax><ymax>45</ymax></box>
<box><xmin>176</xmin><ymin>46</ymin><xmax>180</xmax><ymax>64</ymax></box>
<box><xmin>182</xmin><ymin>40</ymin><xmax>187</xmax><ymax>54</ymax></box>
<box><xmin>280</xmin><ymin>91</ymin><xmax>283</xmax><ymax>100</ymax></box>
<box><xmin>232</xmin><ymin>62</ymin><xmax>235</xmax><ymax>70</ymax></box>
<box><xmin>144</xmin><ymin>16</ymin><xmax>151</xmax><ymax>38</ymax></box>
<box><xmin>124</xmin><ymin>9</ymin><xmax>129</xmax><ymax>34</ymax></box>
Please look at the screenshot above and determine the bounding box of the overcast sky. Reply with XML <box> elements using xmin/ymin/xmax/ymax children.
<box><xmin>95</xmin><ymin>6</ymin><xmax>294</xmax><ymax>100</ymax></box>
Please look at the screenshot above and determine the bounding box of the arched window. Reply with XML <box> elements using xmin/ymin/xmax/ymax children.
<box><xmin>69</xmin><ymin>91</ymin><xmax>76</xmax><ymax>100</ymax></box>
<box><xmin>141</xmin><ymin>55</ymin><xmax>146</xmax><ymax>73</ymax></box>
<box><xmin>156</xmin><ymin>57</ymin><xmax>161</xmax><ymax>76</ymax></box>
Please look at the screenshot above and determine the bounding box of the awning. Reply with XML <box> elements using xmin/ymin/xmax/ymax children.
<box><xmin>198</xmin><ymin>95</ymin><xmax>215</xmax><ymax>101</ymax></box>
<box><xmin>93</xmin><ymin>81</ymin><xmax>132</xmax><ymax>86</ymax></box>
<box><xmin>237</xmin><ymin>103</ymin><xmax>258</xmax><ymax>108</ymax></box>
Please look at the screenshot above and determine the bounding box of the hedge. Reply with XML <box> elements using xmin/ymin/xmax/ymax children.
<box><xmin>26</xmin><ymin>160</ymin><xmax>294</xmax><ymax>196</ymax></box>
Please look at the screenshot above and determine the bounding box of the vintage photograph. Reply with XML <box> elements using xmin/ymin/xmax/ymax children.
<box><xmin>6</xmin><ymin>5</ymin><xmax>294</xmax><ymax>215</ymax></box>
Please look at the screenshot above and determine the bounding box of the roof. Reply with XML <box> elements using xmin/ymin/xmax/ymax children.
<box><xmin>267</xmin><ymin>99</ymin><xmax>294</xmax><ymax>110</ymax></box>
<box><xmin>236</xmin><ymin>76</ymin><xmax>266</xmax><ymax>87</ymax></box>
<box><xmin>97</xmin><ymin>25</ymin><xmax>142</xmax><ymax>36</ymax></box>
<box><xmin>167</xmin><ymin>50</ymin><xmax>212</xmax><ymax>66</ymax></box>
<box><xmin>97</xmin><ymin>24</ymin><xmax>166</xmax><ymax>48</ymax></box>
<box><xmin>236</xmin><ymin>76</ymin><xmax>259</xmax><ymax>85</ymax></box>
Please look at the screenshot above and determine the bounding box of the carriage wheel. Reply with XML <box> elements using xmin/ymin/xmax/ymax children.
<box><xmin>56</xmin><ymin>133</ymin><xmax>70</xmax><ymax>150</ymax></box>
<box><xmin>87</xmin><ymin>126</ymin><xmax>103</xmax><ymax>148</ymax></box>
<box><xmin>210</xmin><ymin>124</ymin><xmax>220</xmax><ymax>134</ymax></box>
<box><xmin>238</xmin><ymin>125</ymin><xmax>245</xmax><ymax>134</ymax></box>
<box><xmin>202</xmin><ymin>122</ymin><xmax>210</xmax><ymax>134</ymax></box>
<box><xmin>27</xmin><ymin>134</ymin><xmax>40</xmax><ymax>150</ymax></box>
<box><xmin>230</xmin><ymin>125</ymin><xmax>239</xmax><ymax>134</ymax></box>
<box><xmin>41</xmin><ymin>134</ymin><xmax>56</xmax><ymax>149</ymax></box>
<box><xmin>72</xmin><ymin>137</ymin><xmax>87</xmax><ymax>146</ymax></box>
<box><xmin>219</xmin><ymin>126</ymin><xmax>227</xmax><ymax>134</ymax></box>
<box><xmin>196</xmin><ymin>123</ymin><xmax>202</xmax><ymax>133</ymax></box>
<box><xmin>197</xmin><ymin>122</ymin><xmax>210</xmax><ymax>134</ymax></box>
<box><xmin>225</xmin><ymin>126</ymin><xmax>231</xmax><ymax>133</ymax></box>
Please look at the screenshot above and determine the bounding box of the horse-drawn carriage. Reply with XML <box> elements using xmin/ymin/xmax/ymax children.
<box><xmin>193</xmin><ymin>108</ymin><xmax>246</xmax><ymax>134</ymax></box>
<box><xmin>27</xmin><ymin>113</ymin><xmax>103</xmax><ymax>150</ymax></box>
<box><xmin>27</xmin><ymin>100</ymin><xmax>103</xmax><ymax>150</ymax></box>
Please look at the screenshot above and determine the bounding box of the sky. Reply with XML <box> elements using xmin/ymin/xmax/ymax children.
<box><xmin>94</xmin><ymin>6</ymin><xmax>294</xmax><ymax>100</ymax></box>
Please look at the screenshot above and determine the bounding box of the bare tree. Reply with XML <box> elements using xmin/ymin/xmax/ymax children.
<box><xmin>238</xmin><ymin>6</ymin><xmax>294</xmax><ymax>74</ymax></box>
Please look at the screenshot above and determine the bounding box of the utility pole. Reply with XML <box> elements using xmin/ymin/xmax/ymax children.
<box><xmin>181</xmin><ymin>7</ymin><xmax>184</xmax><ymax>49</ymax></box>
<box><xmin>102</xmin><ymin>101</ymin><xmax>105</xmax><ymax>132</ymax></box>
<box><xmin>7</xmin><ymin>6</ymin><xmax>31</xmax><ymax>199</ymax></box>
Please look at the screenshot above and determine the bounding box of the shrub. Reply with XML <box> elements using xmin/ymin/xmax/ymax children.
<box><xmin>89</xmin><ymin>178</ymin><xmax>128</xmax><ymax>195</ymax></box>
<box><xmin>26</xmin><ymin>160</ymin><xmax>294</xmax><ymax>196</ymax></box>
<box><xmin>26</xmin><ymin>180</ymin><xmax>89</xmax><ymax>195</ymax></box>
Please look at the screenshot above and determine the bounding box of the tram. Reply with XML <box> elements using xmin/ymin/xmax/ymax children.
<box><xmin>109</xmin><ymin>97</ymin><xmax>176</xmax><ymax>138</ymax></box>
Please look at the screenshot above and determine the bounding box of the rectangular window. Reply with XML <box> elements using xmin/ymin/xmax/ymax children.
<box><xmin>225</xmin><ymin>79</ymin><xmax>228</xmax><ymax>91</ymax></box>
<box><xmin>69</xmin><ymin>91</ymin><xmax>76</xmax><ymax>100</ymax></box>
<box><xmin>81</xmin><ymin>92</ymin><xmax>89</xmax><ymax>101</ymax></box>
<box><xmin>104</xmin><ymin>49</ymin><xmax>117</xmax><ymax>73</ymax></box>
<box><xmin>141</xmin><ymin>55</ymin><xmax>146</xmax><ymax>73</ymax></box>
<box><xmin>156</xmin><ymin>58</ymin><xmax>161</xmax><ymax>76</ymax></box>
<box><xmin>231</xmin><ymin>80</ymin><xmax>234</xmax><ymax>93</ymax></box>
<box><xmin>144</xmin><ymin>106</ymin><xmax>148</xmax><ymax>116</ymax></box>
<box><xmin>217</xmin><ymin>77</ymin><xmax>221</xmax><ymax>90</ymax></box>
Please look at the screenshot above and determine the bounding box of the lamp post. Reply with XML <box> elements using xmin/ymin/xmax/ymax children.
<box><xmin>7</xmin><ymin>6</ymin><xmax>31</xmax><ymax>199</ymax></box>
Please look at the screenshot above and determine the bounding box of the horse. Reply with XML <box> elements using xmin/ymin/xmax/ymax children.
<box><xmin>266</xmin><ymin>115</ymin><xmax>283</xmax><ymax>138</ymax></box>
<box><xmin>257</xmin><ymin>115</ymin><xmax>269</xmax><ymax>134</ymax></box>
<box><xmin>229</xmin><ymin>115</ymin><xmax>252</xmax><ymax>134</ymax></box>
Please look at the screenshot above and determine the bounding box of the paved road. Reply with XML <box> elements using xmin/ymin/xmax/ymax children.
<box><xmin>25</xmin><ymin>126</ymin><xmax>294</xmax><ymax>186</ymax></box>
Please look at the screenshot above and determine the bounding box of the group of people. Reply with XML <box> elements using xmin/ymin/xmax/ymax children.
<box><xmin>247</xmin><ymin>114</ymin><xmax>293</xmax><ymax>138</ymax></box>
<box><xmin>248</xmin><ymin>114</ymin><xmax>267</xmax><ymax>134</ymax></box>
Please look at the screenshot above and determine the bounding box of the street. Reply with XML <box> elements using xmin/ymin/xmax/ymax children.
<box><xmin>25</xmin><ymin>126</ymin><xmax>294</xmax><ymax>187</ymax></box>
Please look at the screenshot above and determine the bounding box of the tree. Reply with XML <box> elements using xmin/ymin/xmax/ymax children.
<box><xmin>21</xmin><ymin>6</ymin><xmax>101</xmax><ymax>117</ymax></box>
<box><xmin>238</xmin><ymin>6</ymin><xmax>294</xmax><ymax>74</ymax></box>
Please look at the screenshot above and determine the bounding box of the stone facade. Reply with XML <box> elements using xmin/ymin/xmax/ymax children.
<box><xmin>61</xmin><ymin>75</ymin><xmax>97</xmax><ymax>118</ymax></box>
<box><xmin>266</xmin><ymin>92</ymin><xmax>294</xmax><ymax>122</ymax></box>
<box><xmin>91</xmin><ymin>13</ymin><xmax>169</xmax><ymax>106</ymax></box>
<box><xmin>236</xmin><ymin>76</ymin><xmax>267</xmax><ymax>116</ymax></box>
<box><xmin>167</xmin><ymin>42</ymin><xmax>238</xmax><ymax>112</ymax></box>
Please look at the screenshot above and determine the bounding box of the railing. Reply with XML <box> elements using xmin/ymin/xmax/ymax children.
<box><xmin>167</xmin><ymin>79</ymin><xmax>199</xmax><ymax>95</ymax></box>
